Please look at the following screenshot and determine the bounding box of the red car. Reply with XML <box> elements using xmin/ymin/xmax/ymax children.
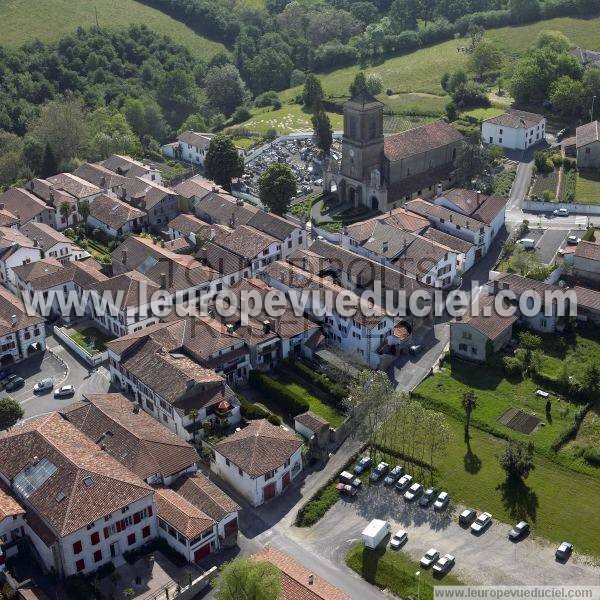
<box><xmin>335</xmin><ymin>483</ymin><xmax>357</xmax><ymax>496</ymax></box>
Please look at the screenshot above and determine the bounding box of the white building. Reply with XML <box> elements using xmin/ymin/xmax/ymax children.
<box><xmin>87</xmin><ymin>194</ymin><xmax>147</xmax><ymax>238</ymax></box>
<box><xmin>482</xmin><ymin>110</ymin><xmax>546</xmax><ymax>150</ymax></box>
<box><xmin>0</xmin><ymin>413</ymin><xmax>156</xmax><ymax>577</ymax></box>
<box><xmin>212</xmin><ymin>419</ymin><xmax>303</xmax><ymax>507</ymax></box>
<box><xmin>19</xmin><ymin>222</ymin><xmax>88</xmax><ymax>264</ymax></box>
<box><xmin>0</xmin><ymin>485</ymin><xmax>26</xmax><ymax>571</ymax></box>
<box><xmin>101</xmin><ymin>155</ymin><xmax>163</xmax><ymax>185</ymax></box>
<box><xmin>0</xmin><ymin>227</ymin><xmax>43</xmax><ymax>293</ymax></box>
<box><xmin>162</xmin><ymin>131</ymin><xmax>215</xmax><ymax>166</ymax></box>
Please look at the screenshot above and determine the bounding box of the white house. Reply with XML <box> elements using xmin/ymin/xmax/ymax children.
<box><xmin>0</xmin><ymin>413</ymin><xmax>156</xmax><ymax>577</ymax></box>
<box><xmin>87</xmin><ymin>194</ymin><xmax>147</xmax><ymax>238</ymax></box>
<box><xmin>0</xmin><ymin>227</ymin><xmax>43</xmax><ymax>294</ymax></box>
<box><xmin>573</xmin><ymin>240</ymin><xmax>600</xmax><ymax>284</ymax></box>
<box><xmin>0</xmin><ymin>485</ymin><xmax>26</xmax><ymax>570</ymax></box>
<box><xmin>19</xmin><ymin>222</ymin><xmax>88</xmax><ymax>264</ymax></box>
<box><xmin>482</xmin><ymin>110</ymin><xmax>546</xmax><ymax>150</ymax></box>
<box><xmin>212</xmin><ymin>419</ymin><xmax>303</xmax><ymax>507</ymax></box>
<box><xmin>163</xmin><ymin>131</ymin><xmax>215</xmax><ymax>166</ymax></box>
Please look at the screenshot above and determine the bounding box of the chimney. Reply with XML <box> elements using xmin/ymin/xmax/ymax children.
<box><xmin>476</xmin><ymin>190</ymin><xmax>481</xmax><ymax>205</ymax></box>
<box><xmin>29</xmin><ymin>180</ymin><xmax>35</xmax><ymax>191</ymax></box>
<box><xmin>226</xmin><ymin>323</ymin><xmax>234</xmax><ymax>334</ymax></box>
<box><xmin>308</xmin><ymin>575</ymin><xmax>314</xmax><ymax>586</ymax></box>
<box><xmin>263</xmin><ymin>319</ymin><xmax>271</xmax><ymax>333</ymax></box>
<box><xmin>382</xmin><ymin>240</ymin><xmax>389</xmax><ymax>254</ymax></box>
<box><xmin>230</xmin><ymin>212</ymin><xmax>236</xmax><ymax>228</ymax></box>
<box><xmin>436</xmin><ymin>183</ymin><xmax>443</xmax><ymax>197</ymax></box>
<box><xmin>49</xmin><ymin>191</ymin><xmax>55</xmax><ymax>204</ymax></box>
<box><xmin>211</xmin><ymin>184</ymin><xmax>217</xmax><ymax>192</ymax></box>
<box><xmin>11</xmin><ymin>315</ymin><xmax>17</xmax><ymax>326</ymax></box>
<box><xmin>449</xmin><ymin>213</ymin><xmax>453</xmax><ymax>223</ymax></box>
<box><xmin>160</xmin><ymin>272</ymin><xmax>167</xmax><ymax>289</ymax></box>
<box><xmin>210</xmin><ymin>227</ymin><xmax>216</xmax><ymax>241</ymax></box>
<box><xmin>122</xmin><ymin>250</ymin><xmax>127</xmax><ymax>265</ymax></box>
<box><xmin>302</xmin><ymin>256</ymin><xmax>308</xmax><ymax>271</ymax></box>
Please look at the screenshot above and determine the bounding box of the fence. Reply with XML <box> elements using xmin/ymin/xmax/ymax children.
<box><xmin>524</xmin><ymin>200</ymin><xmax>600</xmax><ymax>217</ymax></box>
<box><xmin>54</xmin><ymin>325</ymin><xmax>108</xmax><ymax>367</ymax></box>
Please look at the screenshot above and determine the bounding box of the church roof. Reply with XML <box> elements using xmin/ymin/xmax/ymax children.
<box><xmin>344</xmin><ymin>91</ymin><xmax>384</xmax><ymax>110</ymax></box>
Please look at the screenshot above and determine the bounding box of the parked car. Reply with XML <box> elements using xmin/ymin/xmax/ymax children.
<box><xmin>1</xmin><ymin>373</ymin><xmax>18</xmax><ymax>387</ymax></box>
<box><xmin>508</xmin><ymin>521</ymin><xmax>530</xmax><ymax>541</ymax></box>
<box><xmin>555</xmin><ymin>542</ymin><xmax>573</xmax><ymax>560</ymax></box>
<box><xmin>33</xmin><ymin>378</ymin><xmax>54</xmax><ymax>393</ymax></box>
<box><xmin>335</xmin><ymin>483</ymin><xmax>357</xmax><ymax>496</ymax></box>
<box><xmin>5</xmin><ymin>377</ymin><xmax>25</xmax><ymax>392</ymax></box>
<box><xmin>395</xmin><ymin>474</ymin><xmax>413</xmax><ymax>492</ymax></box>
<box><xmin>54</xmin><ymin>385</ymin><xmax>75</xmax><ymax>398</ymax></box>
<box><xmin>420</xmin><ymin>548</ymin><xmax>440</xmax><ymax>568</ymax></box>
<box><xmin>433</xmin><ymin>554</ymin><xmax>455</xmax><ymax>575</ymax></box>
<box><xmin>390</xmin><ymin>530</ymin><xmax>408</xmax><ymax>550</ymax></box>
<box><xmin>567</xmin><ymin>236</ymin><xmax>581</xmax><ymax>245</ymax></box>
<box><xmin>339</xmin><ymin>471</ymin><xmax>362</xmax><ymax>488</ymax></box>
<box><xmin>369</xmin><ymin>462</ymin><xmax>389</xmax><ymax>482</ymax></box>
<box><xmin>517</xmin><ymin>238</ymin><xmax>536</xmax><ymax>249</ymax></box>
<box><xmin>553</xmin><ymin>208</ymin><xmax>569</xmax><ymax>217</ymax></box>
<box><xmin>419</xmin><ymin>488</ymin><xmax>436</xmax><ymax>507</ymax></box>
<box><xmin>471</xmin><ymin>512</ymin><xmax>492</xmax><ymax>533</ymax></box>
<box><xmin>434</xmin><ymin>491</ymin><xmax>449</xmax><ymax>511</ymax></box>
<box><xmin>353</xmin><ymin>456</ymin><xmax>372</xmax><ymax>475</ymax></box>
<box><xmin>404</xmin><ymin>483</ymin><xmax>423</xmax><ymax>501</ymax></box>
<box><xmin>384</xmin><ymin>465</ymin><xmax>404</xmax><ymax>485</ymax></box>
<box><xmin>459</xmin><ymin>509</ymin><xmax>477</xmax><ymax>526</ymax></box>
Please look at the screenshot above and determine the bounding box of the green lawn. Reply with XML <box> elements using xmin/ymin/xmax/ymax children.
<box><xmin>273</xmin><ymin>373</ymin><xmax>346</xmax><ymax>428</ymax></box>
<box><xmin>575</xmin><ymin>170</ymin><xmax>600</xmax><ymax>205</ymax></box>
<box><xmin>461</xmin><ymin>107</ymin><xmax>506</xmax><ymax>121</ymax></box>
<box><xmin>68</xmin><ymin>326</ymin><xmax>114</xmax><ymax>356</ymax></box>
<box><xmin>241</xmin><ymin>103</ymin><xmax>343</xmax><ymax>135</ymax></box>
<box><xmin>346</xmin><ymin>544</ymin><xmax>463</xmax><ymax>600</ymax></box>
<box><xmin>377</xmin><ymin>410</ymin><xmax>600</xmax><ymax>557</ymax></box>
<box><xmin>1</xmin><ymin>0</ymin><xmax>226</xmax><ymax>58</ymax></box>
<box><xmin>414</xmin><ymin>358</ymin><xmax>577</xmax><ymax>460</ymax></box>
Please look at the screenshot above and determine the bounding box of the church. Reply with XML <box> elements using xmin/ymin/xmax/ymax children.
<box><xmin>324</xmin><ymin>91</ymin><xmax>465</xmax><ymax>212</ymax></box>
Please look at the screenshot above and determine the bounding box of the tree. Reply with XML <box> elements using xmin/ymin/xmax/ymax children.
<box><xmin>509</xmin><ymin>0</ymin><xmax>540</xmax><ymax>22</ymax></box>
<box><xmin>302</xmin><ymin>74</ymin><xmax>324</xmax><ymax>109</ymax></box>
<box><xmin>584</xmin><ymin>69</ymin><xmax>600</xmax><ymax>112</ymax></box>
<box><xmin>123</xmin><ymin>589</ymin><xmax>135</xmax><ymax>600</ymax></box>
<box><xmin>204</xmin><ymin>134</ymin><xmax>245</xmax><ymax>192</ymax></box>
<box><xmin>454</xmin><ymin>140</ymin><xmax>492</xmax><ymax>184</ymax></box>
<box><xmin>0</xmin><ymin>397</ymin><xmax>24</xmax><ymax>431</ymax></box>
<box><xmin>389</xmin><ymin>0</ymin><xmax>419</xmax><ymax>32</ymax></box>
<box><xmin>468</xmin><ymin>40</ymin><xmax>503</xmax><ymax>78</ymax></box>
<box><xmin>212</xmin><ymin>558</ymin><xmax>282</xmax><ymax>600</ymax></box>
<box><xmin>312</xmin><ymin>107</ymin><xmax>333</xmax><ymax>155</ymax></box>
<box><xmin>78</xmin><ymin>200</ymin><xmax>90</xmax><ymax>222</ymax></box>
<box><xmin>87</xmin><ymin>107</ymin><xmax>141</xmax><ymax>161</ymax></box>
<box><xmin>189</xmin><ymin>408</ymin><xmax>199</xmax><ymax>440</ymax></box>
<box><xmin>178</xmin><ymin>113</ymin><xmax>208</xmax><ymax>135</ymax></box>
<box><xmin>258</xmin><ymin>163</ymin><xmax>297</xmax><ymax>215</ymax></box>
<box><xmin>500</xmin><ymin>440</ymin><xmax>535</xmax><ymax>480</ymax></box>
<box><xmin>581</xmin><ymin>364</ymin><xmax>600</xmax><ymax>400</ymax></box>
<box><xmin>156</xmin><ymin>70</ymin><xmax>202</xmax><ymax>128</ymax></box>
<box><xmin>366</xmin><ymin>73</ymin><xmax>383</xmax><ymax>96</ymax></box>
<box><xmin>59</xmin><ymin>202</ymin><xmax>71</xmax><ymax>225</ymax></box>
<box><xmin>535</xmin><ymin>30</ymin><xmax>571</xmax><ymax>53</ymax></box>
<box><xmin>349</xmin><ymin>71</ymin><xmax>368</xmax><ymax>97</ymax></box>
<box><xmin>445</xmin><ymin>101</ymin><xmax>458</xmax><ymax>121</ymax></box>
<box><xmin>204</xmin><ymin>64</ymin><xmax>250</xmax><ymax>117</ymax></box>
<box><xmin>549</xmin><ymin>76</ymin><xmax>585</xmax><ymax>116</ymax></box>
<box><xmin>461</xmin><ymin>390</ymin><xmax>478</xmax><ymax>440</ymax></box>
<box><xmin>29</xmin><ymin>95</ymin><xmax>88</xmax><ymax>164</ymax></box>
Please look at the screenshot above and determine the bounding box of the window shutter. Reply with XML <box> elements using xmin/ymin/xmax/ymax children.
<box><xmin>147</xmin><ymin>505</ymin><xmax>153</xmax><ymax>517</ymax></box>
<box><xmin>72</xmin><ymin>540</ymin><xmax>82</xmax><ymax>555</ymax></box>
<box><xmin>103</xmin><ymin>527</ymin><xmax>110</xmax><ymax>539</ymax></box>
<box><xmin>90</xmin><ymin>532</ymin><xmax>100</xmax><ymax>545</ymax></box>
<box><xmin>133</xmin><ymin>512</ymin><xmax>141</xmax><ymax>524</ymax></box>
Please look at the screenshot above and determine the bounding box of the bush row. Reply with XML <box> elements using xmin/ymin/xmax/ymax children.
<box><xmin>550</xmin><ymin>401</ymin><xmax>594</xmax><ymax>452</ymax></box>
<box><xmin>236</xmin><ymin>392</ymin><xmax>282</xmax><ymax>426</ymax></box>
<box><xmin>288</xmin><ymin>361</ymin><xmax>347</xmax><ymax>407</ymax></box>
<box><xmin>248</xmin><ymin>370</ymin><xmax>309</xmax><ymax>416</ymax></box>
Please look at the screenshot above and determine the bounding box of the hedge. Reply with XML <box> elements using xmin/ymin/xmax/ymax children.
<box><xmin>237</xmin><ymin>393</ymin><xmax>282</xmax><ymax>426</ymax></box>
<box><xmin>289</xmin><ymin>361</ymin><xmax>347</xmax><ymax>406</ymax></box>
<box><xmin>248</xmin><ymin>370</ymin><xmax>309</xmax><ymax>416</ymax></box>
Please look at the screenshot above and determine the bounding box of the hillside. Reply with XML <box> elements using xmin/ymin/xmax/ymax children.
<box><xmin>273</xmin><ymin>16</ymin><xmax>600</xmax><ymax>120</ymax></box>
<box><xmin>1</xmin><ymin>0</ymin><xmax>227</xmax><ymax>58</ymax></box>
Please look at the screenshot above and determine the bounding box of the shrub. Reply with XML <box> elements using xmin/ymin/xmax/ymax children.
<box><xmin>248</xmin><ymin>370</ymin><xmax>309</xmax><ymax>416</ymax></box>
<box><xmin>503</xmin><ymin>356</ymin><xmax>523</xmax><ymax>377</ymax></box>
<box><xmin>231</xmin><ymin>106</ymin><xmax>252</xmax><ymax>124</ymax></box>
<box><xmin>236</xmin><ymin>393</ymin><xmax>282</xmax><ymax>425</ymax></box>
<box><xmin>290</xmin><ymin>69</ymin><xmax>306</xmax><ymax>87</ymax></box>
<box><xmin>255</xmin><ymin>91</ymin><xmax>280</xmax><ymax>108</ymax></box>
<box><xmin>289</xmin><ymin>361</ymin><xmax>347</xmax><ymax>406</ymax></box>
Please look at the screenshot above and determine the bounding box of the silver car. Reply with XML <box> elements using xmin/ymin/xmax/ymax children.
<box><xmin>420</xmin><ymin>548</ymin><xmax>439</xmax><ymax>568</ymax></box>
<box><xmin>33</xmin><ymin>378</ymin><xmax>54</xmax><ymax>393</ymax></box>
<box><xmin>433</xmin><ymin>491</ymin><xmax>449</xmax><ymax>511</ymax></box>
<box><xmin>471</xmin><ymin>512</ymin><xmax>492</xmax><ymax>533</ymax></box>
<box><xmin>404</xmin><ymin>483</ymin><xmax>423</xmax><ymax>501</ymax></box>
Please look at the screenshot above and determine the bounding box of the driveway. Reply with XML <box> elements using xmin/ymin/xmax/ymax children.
<box><xmin>293</xmin><ymin>484</ymin><xmax>600</xmax><ymax>586</ymax></box>
<box><xmin>535</xmin><ymin>228</ymin><xmax>569</xmax><ymax>264</ymax></box>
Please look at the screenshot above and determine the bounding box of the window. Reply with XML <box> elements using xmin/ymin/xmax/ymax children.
<box><xmin>499</xmin><ymin>138</ymin><xmax>502</xmax><ymax>144</ymax></box>
<box><xmin>127</xmin><ymin>533</ymin><xmax>136</xmax><ymax>546</ymax></box>
<box><xmin>471</xmin><ymin>347</ymin><xmax>477</xmax><ymax>354</ymax></box>
<box><xmin>499</xmin><ymin>129</ymin><xmax>503</xmax><ymax>134</ymax></box>
<box><xmin>142</xmin><ymin>526</ymin><xmax>151</xmax><ymax>539</ymax></box>
<box><xmin>90</xmin><ymin>532</ymin><xmax>100</xmax><ymax>545</ymax></box>
<box><xmin>76</xmin><ymin>559</ymin><xmax>85</xmax><ymax>572</ymax></box>
<box><xmin>462</xmin><ymin>332</ymin><xmax>472</xmax><ymax>340</ymax></box>
<box><xmin>238</xmin><ymin>467</ymin><xmax>243</xmax><ymax>477</ymax></box>
<box><xmin>73</xmin><ymin>541</ymin><xmax>82</xmax><ymax>555</ymax></box>
<box><xmin>459</xmin><ymin>343</ymin><xmax>467</xmax><ymax>351</ymax></box>
<box><xmin>225</xmin><ymin>459</ymin><xmax>230</xmax><ymax>467</ymax></box>
<box><xmin>94</xmin><ymin>550</ymin><xmax>102</xmax><ymax>563</ymax></box>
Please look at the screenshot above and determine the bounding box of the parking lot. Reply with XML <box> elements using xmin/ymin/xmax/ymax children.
<box><xmin>242</xmin><ymin>138</ymin><xmax>341</xmax><ymax>200</ymax></box>
<box><xmin>292</xmin><ymin>472</ymin><xmax>600</xmax><ymax>587</ymax></box>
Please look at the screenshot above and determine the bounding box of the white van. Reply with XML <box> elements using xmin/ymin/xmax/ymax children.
<box><xmin>517</xmin><ymin>238</ymin><xmax>536</xmax><ymax>249</ymax></box>
<box><xmin>362</xmin><ymin>519</ymin><xmax>390</xmax><ymax>549</ymax></box>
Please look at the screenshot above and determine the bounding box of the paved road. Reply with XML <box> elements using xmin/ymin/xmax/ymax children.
<box><xmin>8</xmin><ymin>332</ymin><xmax>111</xmax><ymax>422</ymax></box>
<box><xmin>294</xmin><ymin>483</ymin><xmax>600</xmax><ymax>587</ymax></box>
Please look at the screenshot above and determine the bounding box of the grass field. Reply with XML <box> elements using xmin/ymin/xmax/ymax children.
<box><xmin>377</xmin><ymin>409</ymin><xmax>600</xmax><ymax>557</ymax></box>
<box><xmin>241</xmin><ymin>104</ymin><xmax>343</xmax><ymax>135</ymax></box>
<box><xmin>1</xmin><ymin>0</ymin><xmax>227</xmax><ymax>58</ymax></box>
<box><xmin>68</xmin><ymin>326</ymin><xmax>113</xmax><ymax>355</ymax></box>
<box><xmin>413</xmin><ymin>359</ymin><xmax>576</xmax><ymax>461</ymax></box>
<box><xmin>346</xmin><ymin>544</ymin><xmax>463</xmax><ymax>600</ymax></box>
<box><xmin>462</xmin><ymin>107</ymin><xmax>506</xmax><ymax>121</ymax></box>
<box><xmin>575</xmin><ymin>169</ymin><xmax>600</xmax><ymax>205</ymax></box>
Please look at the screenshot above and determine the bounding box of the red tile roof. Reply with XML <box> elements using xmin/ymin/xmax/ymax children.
<box><xmin>155</xmin><ymin>488</ymin><xmax>214</xmax><ymax>541</ymax></box>
<box><xmin>384</xmin><ymin>121</ymin><xmax>463</xmax><ymax>162</ymax></box>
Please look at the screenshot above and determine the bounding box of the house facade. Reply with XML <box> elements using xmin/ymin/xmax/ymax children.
<box><xmin>482</xmin><ymin>110</ymin><xmax>546</xmax><ymax>150</ymax></box>
<box><xmin>575</xmin><ymin>121</ymin><xmax>600</xmax><ymax>169</ymax></box>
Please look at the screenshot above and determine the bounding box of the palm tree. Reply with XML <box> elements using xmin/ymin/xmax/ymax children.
<box><xmin>189</xmin><ymin>408</ymin><xmax>199</xmax><ymax>441</ymax></box>
<box><xmin>59</xmin><ymin>201</ymin><xmax>71</xmax><ymax>225</ymax></box>
<box><xmin>462</xmin><ymin>390</ymin><xmax>478</xmax><ymax>441</ymax></box>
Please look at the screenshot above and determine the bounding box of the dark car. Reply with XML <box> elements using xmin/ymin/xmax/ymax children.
<box><xmin>508</xmin><ymin>521</ymin><xmax>530</xmax><ymax>541</ymax></box>
<box><xmin>5</xmin><ymin>376</ymin><xmax>25</xmax><ymax>392</ymax></box>
<box><xmin>555</xmin><ymin>542</ymin><xmax>573</xmax><ymax>561</ymax></box>
<box><xmin>353</xmin><ymin>456</ymin><xmax>372</xmax><ymax>475</ymax></box>
<box><xmin>369</xmin><ymin>462</ymin><xmax>389</xmax><ymax>483</ymax></box>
